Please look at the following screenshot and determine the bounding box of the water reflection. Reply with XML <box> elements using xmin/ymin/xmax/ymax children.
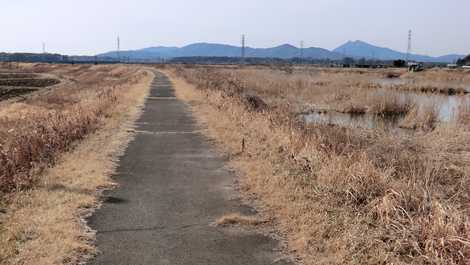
<box><xmin>303</xmin><ymin>111</ymin><xmax>405</xmax><ymax>132</ymax></box>
<box><xmin>394</xmin><ymin>91</ymin><xmax>468</xmax><ymax>122</ymax></box>
<box><xmin>302</xmin><ymin>91</ymin><xmax>469</xmax><ymax>130</ymax></box>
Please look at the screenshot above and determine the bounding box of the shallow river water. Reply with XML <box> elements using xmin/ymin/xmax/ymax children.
<box><xmin>303</xmin><ymin>83</ymin><xmax>470</xmax><ymax>130</ymax></box>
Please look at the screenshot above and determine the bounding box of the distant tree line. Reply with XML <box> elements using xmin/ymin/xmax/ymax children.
<box><xmin>0</xmin><ymin>53</ymin><xmax>66</xmax><ymax>63</ymax></box>
<box><xmin>0</xmin><ymin>52</ymin><xmax>456</xmax><ymax>67</ymax></box>
<box><xmin>0</xmin><ymin>53</ymin><xmax>118</xmax><ymax>64</ymax></box>
<box><xmin>169</xmin><ymin>56</ymin><xmax>400</xmax><ymax>68</ymax></box>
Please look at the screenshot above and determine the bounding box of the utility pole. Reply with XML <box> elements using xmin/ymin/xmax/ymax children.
<box><xmin>241</xmin><ymin>34</ymin><xmax>246</xmax><ymax>65</ymax></box>
<box><xmin>300</xmin><ymin>40</ymin><xmax>304</xmax><ymax>63</ymax></box>
<box><xmin>406</xmin><ymin>30</ymin><xmax>412</xmax><ymax>63</ymax></box>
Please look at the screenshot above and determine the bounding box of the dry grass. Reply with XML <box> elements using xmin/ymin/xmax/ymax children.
<box><xmin>403</xmin><ymin>68</ymin><xmax>470</xmax><ymax>85</ymax></box>
<box><xmin>400</xmin><ymin>103</ymin><xmax>439</xmax><ymax>131</ymax></box>
<box><xmin>0</xmin><ymin>78</ymin><xmax>60</xmax><ymax>87</ymax></box>
<box><xmin>215</xmin><ymin>213</ymin><xmax>266</xmax><ymax>226</ymax></box>
<box><xmin>343</xmin><ymin>90</ymin><xmax>413</xmax><ymax>116</ymax></box>
<box><xmin>458</xmin><ymin>101</ymin><xmax>470</xmax><ymax>127</ymax></box>
<box><xmin>0</xmin><ymin>64</ymin><xmax>144</xmax><ymax>194</ymax></box>
<box><xmin>395</xmin><ymin>69</ymin><xmax>470</xmax><ymax>95</ymax></box>
<box><xmin>389</xmin><ymin>83</ymin><xmax>468</xmax><ymax>95</ymax></box>
<box><xmin>0</xmin><ymin>64</ymin><xmax>153</xmax><ymax>265</ymax></box>
<box><xmin>367</xmin><ymin>91</ymin><xmax>413</xmax><ymax>115</ymax></box>
<box><xmin>166</xmin><ymin>65</ymin><xmax>470</xmax><ymax>265</ymax></box>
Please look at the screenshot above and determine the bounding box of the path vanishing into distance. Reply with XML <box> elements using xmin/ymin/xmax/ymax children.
<box><xmin>88</xmin><ymin>71</ymin><xmax>293</xmax><ymax>265</ymax></box>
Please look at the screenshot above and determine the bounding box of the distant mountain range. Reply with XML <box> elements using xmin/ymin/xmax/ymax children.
<box><xmin>334</xmin><ymin>40</ymin><xmax>463</xmax><ymax>63</ymax></box>
<box><xmin>98</xmin><ymin>41</ymin><xmax>465</xmax><ymax>63</ymax></box>
<box><xmin>99</xmin><ymin>43</ymin><xmax>342</xmax><ymax>61</ymax></box>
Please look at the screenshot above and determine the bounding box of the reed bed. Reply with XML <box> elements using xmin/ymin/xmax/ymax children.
<box><xmin>389</xmin><ymin>83</ymin><xmax>468</xmax><ymax>95</ymax></box>
<box><xmin>458</xmin><ymin>101</ymin><xmax>470</xmax><ymax>127</ymax></box>
<box><xmin>402</xmin><ymin>68</ymin><xmax>470</xmax><ymax>85</ymax></box>
<box><xmin>400</xmin><ymin>103</ymin><xmax>440</xmax><ymax>130</ymax></box>
<box><xmin>170</xmin><ymin>65</ymin><xmax>470</xmax><ymax>265</ymax></box>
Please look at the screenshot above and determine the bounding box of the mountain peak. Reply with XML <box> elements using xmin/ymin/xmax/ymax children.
<box><xmin>344</xmin><ymin>40</ymin><xmax>374</xmax><ymax>47</ymax></box>
<box><xmin>334</xmin><ymin>40</ymin><xmax>402</xmax><ymax>59</ymax></box>
<box><xmin>183</xmin><ymin>42</ymin><xmax>224</xmax><ymax>48</ymax></box>
<box><xmin>276</xmin><ymin>43</ymin><xmax>297</xmax><ymax>49</ymax></box>
<box><xmin>358</xmin><ymin>40</ymin><xmax>371</xmax><ymax>46</ymax></box>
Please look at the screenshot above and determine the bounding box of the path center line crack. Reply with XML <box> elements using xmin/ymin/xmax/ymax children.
<box><xmin>147</xmin><ymin>97</ymin><xmax>177</xmax><ymax>100</ymax></box>
<box><xmin>129</xmin><ymin>129</ymin><xmax>200</xmax><ymax>135</ymax></box>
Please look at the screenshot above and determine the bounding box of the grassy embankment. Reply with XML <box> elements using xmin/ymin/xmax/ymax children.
<box><xmin>0</xmin><ymin>63</ymin><xmax>152</xmax><ymax>265</ymax></box>
<box><xmin>167</xmin><ymin>65</ymin><xmax>470</xmax><ymax>265</ymax></box>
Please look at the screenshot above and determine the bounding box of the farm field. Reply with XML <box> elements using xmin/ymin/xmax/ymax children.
<box><xmin>0</xmin><ymin>68</ymin><xmax>61</xmax><ymax>100</ymax></box>
<box><xmin>166</xmin><ymin>65</ymin><xmax>470</xmax><ymax>265</ymax></box>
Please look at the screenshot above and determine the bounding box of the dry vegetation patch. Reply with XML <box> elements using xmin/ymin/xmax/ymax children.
<box><xmin>166</xmin><ymin>65</ymin><xmax>470</xmax><ymax>265</ymax></box>
<box><xmin>400</xmin><ymin>103</ymin><xmax>439</xmax><ymax>130</ymax></box>
<box><xmin>458</xmin><ymin>101</ymin><xmax>470</xmax><ymax>127</ymax></box>
<box><xmin>215</xmin><ymin>213</ymin><xmax>266</xmax><ymax>227</ymax></box>
<box><xmin>0</xmin><ymin>64</ymin><xmax>152</xmax><ymax>265</ymax></box>
<box><xmin>0</xmin><ymin>78</ymin><xmax>60</xmax><ymax>87</ymax></box>
<box><xmin>0</xmin><ymin>73</ymin><xmax>38</xmax><ymax>79</ymax></box>
<box><xmin>0</xmin><ymin>64</ymin><xmax>143</xmax><ymax>193</ymax></box>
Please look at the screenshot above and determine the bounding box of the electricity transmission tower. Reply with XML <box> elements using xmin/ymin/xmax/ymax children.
<box><xmin>241</xmin><ymin>34</ymin><xmax>246</xmax><ymax>64</ymax></box>
<box><xmin>117</xmin><ymin>36</ymin><xmax>121</xmax><ymax>63</ymax></box>
<box><xmin>42</xmin><ymin>42</ymin><xmax>47</xmax><ymax>63</ymax></box>
<box><xmin>406</xmin><ymin>30</ymin><xmax>412</xmax><ymax>63</ymax></box>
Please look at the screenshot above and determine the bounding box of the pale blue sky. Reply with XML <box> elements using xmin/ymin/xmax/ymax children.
<box><xmin>2</xmin><ymin>0</ymin><xmax>469</xmax><ymax>56</ymax></box>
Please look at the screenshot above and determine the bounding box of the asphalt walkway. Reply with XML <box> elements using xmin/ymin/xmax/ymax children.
<box><xmin>88</xmin><ymin>71</ymin><xmax>292</xmax><ymax>265</ymax></box>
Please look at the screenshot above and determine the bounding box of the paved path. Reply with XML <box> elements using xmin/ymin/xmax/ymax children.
<box><xmin>88</xmin><ymin>71</ymin><xmax>292</xmax><ymax>265</ymax></box>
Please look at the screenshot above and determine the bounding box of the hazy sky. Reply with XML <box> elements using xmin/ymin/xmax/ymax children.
<box><xmin>2</xmin><ymin>0</ymin><xmax>469</xmax><ymax>56</ymax></box>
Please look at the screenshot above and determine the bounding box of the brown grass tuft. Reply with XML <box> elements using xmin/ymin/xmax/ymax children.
<box><xmin>400</xmin><ymin>103</ymin><xmax>439</xmax><ymax>131</ymax></box>
<box><xmin>458</xmin><ymin>101</ymin><xmax>470</xmax><ymax>127</ymax></box>
<box><xmin>366</xmin><ymin>91</ymin><xmax>413</xmax><ymax>116</ymax></box>
<box><xmin>215</xmin><ymin>213</ymin><xmax>266</xmax><ymax>226</ymax></box>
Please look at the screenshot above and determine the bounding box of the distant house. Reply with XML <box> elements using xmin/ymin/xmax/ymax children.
<box><xmin>447</xmin><ymin>64</ymin><xmax>458</xmax><ymax>69</ymax></box>
<box><xmin>408</xmin><ymin>62</ymin><xmax>424</xmax><ymax>72</ymax></box>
